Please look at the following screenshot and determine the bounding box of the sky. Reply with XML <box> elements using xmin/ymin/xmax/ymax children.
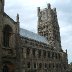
<box><xmin>4</xmin><ymin>0</ymin><xmax>72</xmax><ymax>63</ymax></box>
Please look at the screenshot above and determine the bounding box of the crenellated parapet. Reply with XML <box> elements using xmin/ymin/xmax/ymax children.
<box><xmin>37</xmin><ymin>3</ymin><xmax>57</xmax><ymax>23</ymax></box>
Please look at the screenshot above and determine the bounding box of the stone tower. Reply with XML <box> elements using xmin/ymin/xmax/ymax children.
<box><xmin>0</xmin><ymin>0</ymin><xmax>4</xmax><ymax>72</ymax></box>
<box><xmin>38</xmin><ymin>4</ymin><xmax>62</xmax><ymax>51</ymax></box>
<box><xmin>0</xmin><ymin>0</ymin><xmax>4</xmax><ymax>28</ymax></box>
<box><xmin>0</xmin><ymin>0</ymin><xmax>4</xmax><ymax>12</ymax></box>
<box><xmin>0</xmin><ymin>0</ymin><xmax>4</xmax><ymax>47</ymax></box>
<box><xmin>0</xmin><ymin>0</ymin><xmax>4</xmax><ymax>29</ymax></box>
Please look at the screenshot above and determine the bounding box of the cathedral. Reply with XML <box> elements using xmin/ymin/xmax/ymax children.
<box><xmin>0</xmin><ymin>0</ymin><xmax>68</xmax><ymax>72</ymax></box>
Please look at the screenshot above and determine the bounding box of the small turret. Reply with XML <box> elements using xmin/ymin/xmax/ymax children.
<box><xmin>37</xmin><ymin>7</ymin><xmax>40</xmax><ymax>16</ymax></box>
<box><xmin>53</xmin><ymin>8</ymin><xmax>56</xmax><ymax>13</ymax></box>
<box><xmin>53</xmin><ymin>8</ymin><xmax>57</xmax><ymax>18</ymax></box>
<box><xmin>47</xmin><ymin>3</ymin><xmax>51</xmax><ymax>9</ymax></box>
<box><xmin>66</xmin><ymin>49</ymin><xmax>67</xmax><ymax>54</ymax></box>
<box><xmin>16</xmin><ymin>13</ymin><xmax>19</xmax><ymax>23</ymax></box>
<box><xmin>15</xmin><ymin>13</ymin><xmax>20</xmax><ymax>34</ymax></box>
<box><xmin>37</xmin><ymin>7</ymin><xmax>41</xmax><ymax>23</ymax></box>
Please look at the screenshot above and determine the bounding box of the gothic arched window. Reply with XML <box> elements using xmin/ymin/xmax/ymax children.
<box><xmin>3</xmin><ymin>25</ymin><xmax>12</xmax><ymax>47</ymax></box>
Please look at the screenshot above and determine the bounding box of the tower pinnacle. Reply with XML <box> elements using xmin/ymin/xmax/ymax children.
<box><xmin>16</xmin><ymin>13</ymin><xmax>19</xmax><ymax>23</ymax></box>
<box><xmin>47</xmin><ymin>3</ymin><xmax>51</xmax><ymax>9</ymax></box>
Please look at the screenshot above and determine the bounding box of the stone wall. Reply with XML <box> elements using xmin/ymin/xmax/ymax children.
<box><xmin>19</xmin><ymin>36</ymin><xmax>67</xmax><ymax>72</ymax></box>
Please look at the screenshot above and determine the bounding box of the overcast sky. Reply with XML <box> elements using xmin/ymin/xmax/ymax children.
<box><xmin>4</xmin><ymin>0</ymin><xmax>72</xmax><ymax>63</ymax></box>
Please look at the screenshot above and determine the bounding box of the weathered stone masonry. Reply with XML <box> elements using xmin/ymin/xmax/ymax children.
<box><xmin>0</xmin><ymin>0</ymin><xmax>68</xmax><ymax>72</ymax></box>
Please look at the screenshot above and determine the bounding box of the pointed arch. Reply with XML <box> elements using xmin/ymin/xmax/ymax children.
<box><xmin>3</xmin><ymin>25</ymin><xmax>13</xmax><ymax>47</ymax></box>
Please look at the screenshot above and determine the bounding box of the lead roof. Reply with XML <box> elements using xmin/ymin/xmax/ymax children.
<box><xmin>20</xmin><ymin>28</ymin><xmax>48</xmax><ymax>44</ymax></box>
